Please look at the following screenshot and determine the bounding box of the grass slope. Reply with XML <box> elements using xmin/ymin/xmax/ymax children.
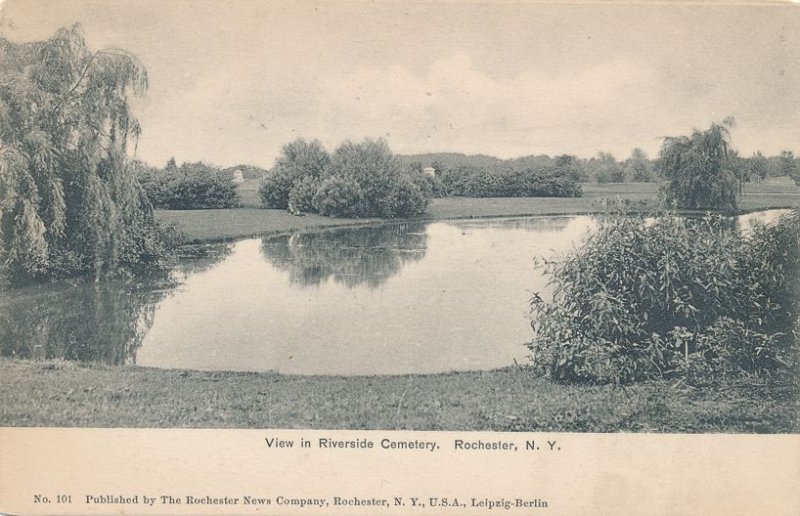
<box><xmin>161</xmin><ymin>180</ymin><xmax>800</xmax><ymax>243</ymax></box>
<box><xmin>1</xmin><ymin>359</ymin><xmax>797</xmax><ymax>432</ymax></box>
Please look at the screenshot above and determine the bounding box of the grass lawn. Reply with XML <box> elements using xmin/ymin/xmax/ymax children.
<box><xmin>1</xmin><ymin>358</ymin><xmax>797</xmax><ymax>432</ymax></box>
<box><xmin>159</xmin><ymin>179</ymin><xmax>800</xmax><ymax>243</ymax></box>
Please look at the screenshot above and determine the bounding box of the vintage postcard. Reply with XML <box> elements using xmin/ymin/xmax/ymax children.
<box><xmin>1</xmin><ymin>0</ymin><xmax>798</xmax><ymax>514</ymax></box>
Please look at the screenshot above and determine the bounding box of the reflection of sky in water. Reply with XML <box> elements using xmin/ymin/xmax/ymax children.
<box><xmin>135</xmin><ymin>216</ymin><xmax>596</xmax><ymax>375</ymax></box>
<box><xmin>736</xmin><ymin>209</ymin><xmax>791</xmax><ymax>237</ymax></box>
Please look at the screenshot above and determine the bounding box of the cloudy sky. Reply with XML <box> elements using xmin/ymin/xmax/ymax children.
<box><xmin>1</xmin><ymin>0</ymin><xmax>798</xmax><ymax>168</ymax></box>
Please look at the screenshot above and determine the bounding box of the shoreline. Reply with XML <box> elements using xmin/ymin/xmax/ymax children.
<box><xmin>3</xmin><ymin>193</ymin><xmax>799</xmax><ymax>431</ymax></box>
<box><xmin>157</xmin><ymin>194</ymin><xmax>800</xmax><ymax>244</ymax></box>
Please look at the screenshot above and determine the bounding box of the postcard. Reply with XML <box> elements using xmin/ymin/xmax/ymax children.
<box><xmin>1</xmin><ymin>1</ymin><xmax>798</xmax><ymax>514</ymax></box>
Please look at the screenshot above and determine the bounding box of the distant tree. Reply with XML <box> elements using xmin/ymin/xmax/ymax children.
<box><xmin>659</xmin><ymin>122</ymin><xmax>739</xmax><ymax>210</ymax></box>
<box><xmin>779</xmin><ymin>150</ymin><xmax>799</xmax><ymax>185</ymax></box>
<box><xmin>325</xmin><ymin>138</ymin><xmax>429</xmax><ymax>218</ymax></box>
<box><xmin>259</xmin><ymin>137</ymin><xmax>430</xmax><ymax>218</ymax></box>
<box><xmin>259</xmin><ymin>138</ymin><xmax>330</xmax><ymax>209</ymax></box>
<box><xmin>592</xmin><ymin>152</ymin><xmax>624</xmax><ymax>184</ymax></box>
<box><xmin>0</xmin><ymin>25</ymin><xmax>165</xmax><ymax>285</ymax></box>
<box><xmin>749</xmin><ymin>151</ymin><xmax>769</xmax><ymax>184</ymax></box>
<box><xmin>165</xmin><ymin>157</ymin><xmax>178</xmax><ymax>174</ymax></box>
<box><xmin>624</xmin><ymin>148</ymin><xmax>654</xmax><ymax>182</ymax></box>
<box><xmin>727</xmin><ymin>149</ymin><xmax>749</xmax><ymax>195</ymax></box>
<box><xmin>554</xmin><ymin>154</ymin><xmax>587</xmax><ymax>182</ymax></box>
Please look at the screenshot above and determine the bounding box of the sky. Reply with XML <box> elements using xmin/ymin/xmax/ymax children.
<box><xmin>1</xmin><ymin>0</ymin><xmax>798</xmax><ymax>168</ymax></box>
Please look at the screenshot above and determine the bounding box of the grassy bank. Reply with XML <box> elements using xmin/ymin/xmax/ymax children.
<box><xmin>161</xmin><ymin>180</ymin><xmax>800</xmax><ymax>243</ymax></box>
<box><xmin>1</xmin><ymin>358</ymin><xmax>797</xmax><ymax>432</ymax></box>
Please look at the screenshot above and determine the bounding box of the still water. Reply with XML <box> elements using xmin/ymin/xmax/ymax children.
<box><xmin>0</xmin><ymin>210</ymin><xmax>789</xmax><ymax>376</ymax></box>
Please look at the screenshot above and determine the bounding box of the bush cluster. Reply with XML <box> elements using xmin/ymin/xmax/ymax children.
<box><xmin>528</xmin><ymin>208</ymin><xmax>800</xmax><ymax>384</ymax></box>
<box><xmin>138</xmin><ymin>161</ymin><xmax>240</xmax><ymax>210</ymax></box>
<box><xmin>259</xmin><ymin>138</ymin><xmax>430</xmax><ymax>218</ymax></box>
<box><xmin>436</xmin><ymin>165</ymin><xmax>582</xmax><ymax>198</ymax></box>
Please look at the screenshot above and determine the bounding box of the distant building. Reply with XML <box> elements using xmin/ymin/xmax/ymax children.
<box><xmin>232</xmin><ymin>170</ymin><xmax>245</xmax><ymax>184</ymax></box>
<box><xmin>422</xmin><ymin>166</ymin><xmax>436</xmax><ymax>177</ymax></box>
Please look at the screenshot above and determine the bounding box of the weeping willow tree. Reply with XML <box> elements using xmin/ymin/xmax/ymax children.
<box><xmin>658</xmin><ymin>121</ymin><xmax>740</xmax><ymax>210</ymax></box>
<box><xmin>0</xmin><ymin>25</ymin><xmax>166</xmax><ymax>285</ymax></box>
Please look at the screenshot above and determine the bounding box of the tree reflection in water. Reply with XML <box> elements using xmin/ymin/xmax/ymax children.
<box><xmin>0</xmin><ymin>244</ymin><xmax>232</xmax><ymax>365</ymax></box>
<box><xmin>0</xmin><ymin>279</ymin><xmax>165</xmax><ymax>365</ymax></box>
<box><xmin>261</xmin><ymin>222</ymin><xmax>428</xmax><ymax>288</ymax></box>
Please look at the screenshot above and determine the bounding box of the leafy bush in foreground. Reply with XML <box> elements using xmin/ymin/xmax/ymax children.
<box><xmin>528</xmin><ymin>209</ymin><xmax>800</xmax><ymax>384</ymax></box>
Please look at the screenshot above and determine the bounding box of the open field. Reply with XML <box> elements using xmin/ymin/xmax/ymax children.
<box><xmin>1</xmin><ymin>358</ymin><xmax>797</xmax><ymax>432</ymax></box>
<box><xmin>159</xmin><ymin>179</ymin><xmax>800</xmax><ymax>243</ymax></box>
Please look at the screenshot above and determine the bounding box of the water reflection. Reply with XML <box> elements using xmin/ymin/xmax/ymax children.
<box><xmin>1</xmin><ymin>210</ymin><xmax>791</xmax><ymax>375</ymax></box>
<box><xmin>446</xmin><ymin>217</ymin><xmax>573</xmax><ymax>233</ymax></box>
<box><xmin>0</xmin><ymin>246</ymin><xmax>233</xmax><ymax>365</ymax></box>
<box><xmin>260</xmin><ymin>223</ymin><xmax>428</xmax><ymax>288</ymax></box>
<box><xmin>0</xmin><ymin>279</ymin><xmax>166</xmax><ymax>365</ymax></box>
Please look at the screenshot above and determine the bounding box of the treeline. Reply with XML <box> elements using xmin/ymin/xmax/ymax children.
<box><xmin>401</xmin><ymin>150</ymin><xmax>654</xmax><ymax>184</ymax></box>
<box><xmin>401</xmin><ymin>147</ymin><xmax>800</xmax><ymax>185</ymax></box>
<box><xmin>432</xmin><ymin>163</ymin><xmax>583</xmax><ymax>198</ymax></box>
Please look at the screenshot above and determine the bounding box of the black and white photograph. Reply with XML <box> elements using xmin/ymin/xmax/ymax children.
<box><xmin>0</xmin><ymin>0</ymin><xmax>798</xmax><ymax>514</ymax></box>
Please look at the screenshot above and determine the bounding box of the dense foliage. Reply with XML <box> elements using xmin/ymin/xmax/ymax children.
<box><xmin>259</xmin><ymin>138</ymin><xmax>430</xmax><ymax>218</ymax></box>
<box><xmin>137</xmin><ymin>159</ymin><xmax>240</xmax><ymax>209</ymax></box>
<box><xmin>749</xmin><ymin>151</ymin><xmax>769</xmax><ymax>183</ymax></box>
<box><xmin>659</xmin><ymin>122</ymin><xmax>741</xmax><ymax>210</ymax></box>
<box><xmin>624</xmin><ymin>148</ymin><xmax>655</xmax><ymax>182</ymax></box>
<box><xmin>529</xmin><ymin>208</ymin><xmax>800</xmax><ymax>384</ymax></box>
<box><xmin>0</xmin><ymin>25</ymin><xmax>168</xmax><ymax>285</ymax></box>
<box><xmin>779</xmin><ymin>151</ymin><xmax>800</xmax><ymax>185</ymax></box>
<box><xmin>435</xmin><ymin>164</ymin><xmax>583</xmax><ymax>198</ymax></box>
<box><xmin>589</xmin><ymin>152</ymin><xmax>625</xmax><ymax>184</ymax></box>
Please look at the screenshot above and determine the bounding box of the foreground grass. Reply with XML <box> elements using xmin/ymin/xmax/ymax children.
<box><xmin>161</xmin><ymin>180</ymin><xmax>800</xmax><ymax>243</ymax></box>
<box><xmin>1</xmin><ymin>358</ymin><xmax>797</xmax><ymax>432</ymax></box>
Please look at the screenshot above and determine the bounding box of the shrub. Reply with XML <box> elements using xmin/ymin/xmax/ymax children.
<box><xmin>140</xmin><ymin>161</ymin><xmax>239</xmax><ymax>209</ymax></box>
<box><xmin>312</xmin><ymin>176</ymin><xmax>365</xmax><ymax>217</ymax></box>
<box><xmin>528</xmin><ymin>208</ymin><xmax>799</xmax><ymax>384</ymax></box>
<box><xmin>376</xmin><ymin>175</ymin><xmax>430</xmax><ymax>218</ymax></box>
<box><xmin>259</xmin><ymin>168</ymin><xmax>297</xmax><ymax>210</ymax></box>
<box><xmin>259</xmin><ymin>139</ymin><xmax>330</xmax><ymax>209</ymax></box>
<box><xmin>288</xmin><ymin>176</ymin><xmax>320</xmax><ymax>212</ymax></box>
<box><xmin>742</xmin><ymin>209</ymin><xmax>800</xmax><ymax>354</ymax></box>
<box><xmin>437</xmin><ymin>165</ymin><xmax>582</xmax><ymax>198</ymax></box>
<box><xmin>260</xmin><ymin>137</ymin><xmax>430</xmax><ymax>218</ymax></box>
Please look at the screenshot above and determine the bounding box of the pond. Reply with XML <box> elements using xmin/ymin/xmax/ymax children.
<box><xmin>0</xmin><ymin>209</ymin><xmax>789</xmax><ymax>376</ymax></box>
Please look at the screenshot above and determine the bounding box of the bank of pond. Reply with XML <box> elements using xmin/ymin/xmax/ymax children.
<box><xmin>1</xmin><ymin>210</ymin><xmax>794</xmax><ymax>379</ymax></box>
